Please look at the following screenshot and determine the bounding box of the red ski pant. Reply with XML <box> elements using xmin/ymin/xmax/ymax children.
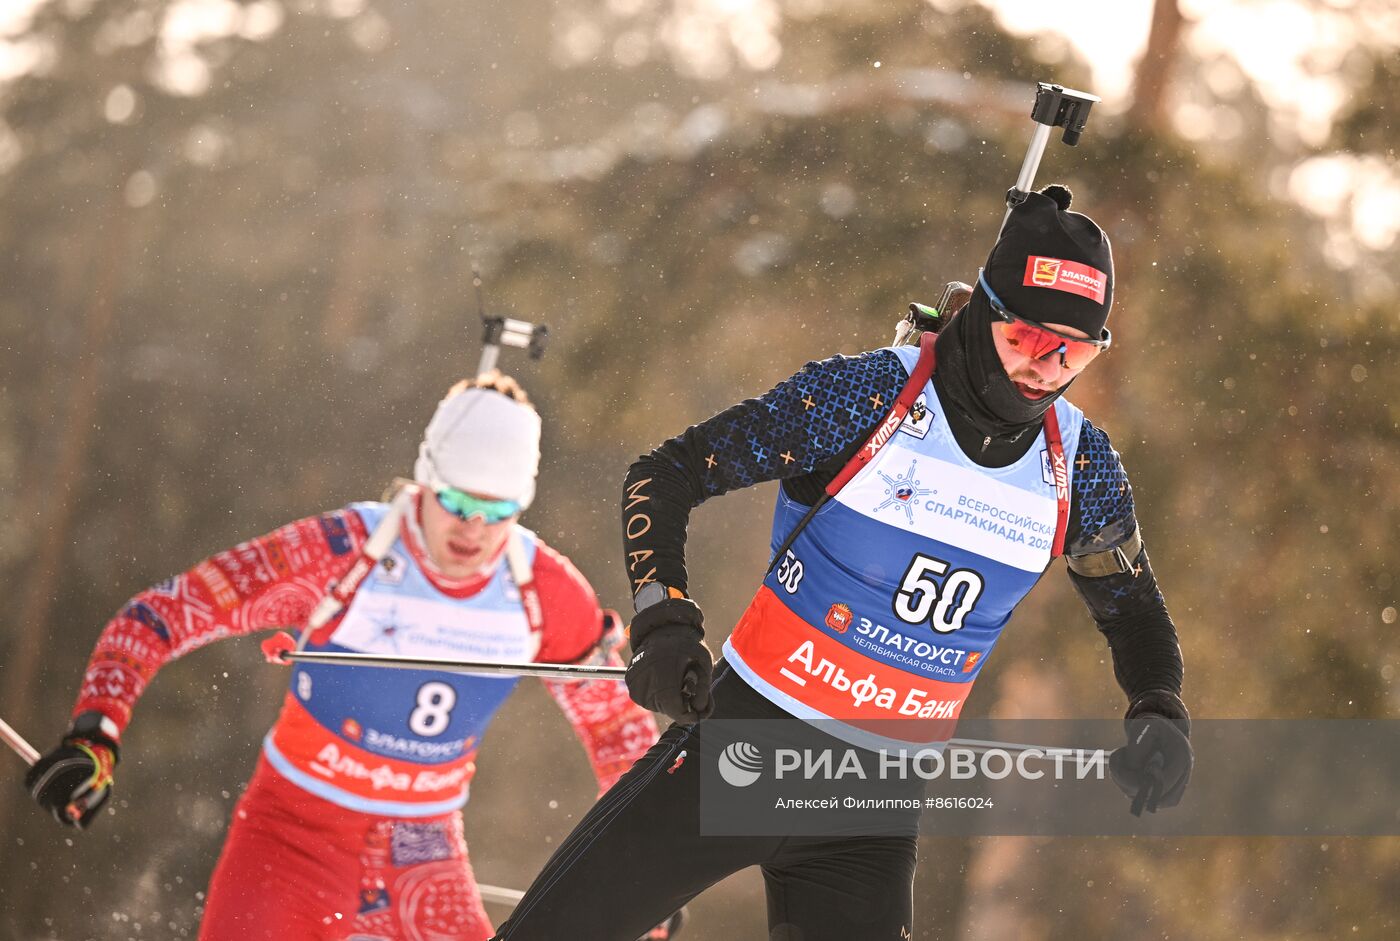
<box><xmin>199</xmin><ymin>755</ymin><xmax>492</xmax><ymax>941</ymax></box>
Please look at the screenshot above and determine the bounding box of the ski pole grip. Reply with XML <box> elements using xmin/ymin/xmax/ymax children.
<box><xmin>1130</xmin><ymin>752</ymin><xmax>1166</xmax><ymax>817</ymax></box>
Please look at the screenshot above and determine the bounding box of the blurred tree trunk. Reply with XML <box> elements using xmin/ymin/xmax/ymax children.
<box><xmin>1128</xmin><ymin>0</ymin><xmax>1187</xmax><ymax>134</ymax></box>
<box><xmin>321</xmin><ymin>178</ymin><xmax>383</xmax><ymax>348</ymax></box>
<box><xmin>0</xmin><ymin>200</ymin><xmax>131</xmax><ymax>846</ymax></box>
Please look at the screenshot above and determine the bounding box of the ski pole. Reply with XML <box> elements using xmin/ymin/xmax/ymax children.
<box><xmin>266</xmin><ymin>643</ymin><xmax>628</xmax><ymax>682</ymax></box>
<box><xmin>940</xmin><ymin>738</ymin><xmax>1107</xmax><ymax>764</ymax></box>
<box><xmin>1001</xmin><ymin>81</ymin><xmax>1100</xmax><ymax>231</ymax></box>
<box><xmin>0</xmin><ymin>715</ymin><xmax>41</xmax><ymax>766</ymax></box>
<box><xmin>1</xmin><ymin>716</ymin><xmax>94</xmax><ymax>824</ymax></box>
<box><xmin>478</xmin><ymin>883</ymin><xmax>526</xmax><ymax>907</ymax></box>
<box><xmin>272</xmin><ymin>645</ymin><xmax>1106</xmax><ymax>757</ymax></box>
<box><xmin>265</xmin><ymin>642</ymin><xmax>1109</xmax><ymax>759</ymax></box>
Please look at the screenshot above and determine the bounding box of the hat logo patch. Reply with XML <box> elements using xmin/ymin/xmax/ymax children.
<box><xmin>1023</xmin><ymin>256</ymin><xmax>1107</xmax><ymax>304</ymax></box>
<box><xmin>1030</xmin><ymin>257</ymin><xmax>1062</xmax><ymax>286</ymax></box>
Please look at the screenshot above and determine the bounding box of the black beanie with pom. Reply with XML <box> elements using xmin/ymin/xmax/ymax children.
<box><xmin>981</xmin><ymin>183</ymin><xmax>1114</xmax><ymax>338</ymax></box>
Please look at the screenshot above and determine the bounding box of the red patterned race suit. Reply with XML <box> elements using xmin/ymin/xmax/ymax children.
<box><xmin>72</xmin><ymin>493</ymin><xmax>659</xmax><ymax>940</ymax></box>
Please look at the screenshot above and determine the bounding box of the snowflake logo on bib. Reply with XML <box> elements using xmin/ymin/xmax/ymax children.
<box><xmin>874</xmin><ymin>461</ymin><xmax>934</xmax><ymax>526</ymax></box>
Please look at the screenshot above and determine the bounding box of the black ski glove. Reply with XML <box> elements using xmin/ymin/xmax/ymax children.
<box><xmin>26</xmin><ymin>712</ymin><xmax>120</xmax><ymax>830</ymax></box>
<box><xmin>626</xmin><ymin>598</ymin><xmax>714</xmax><ymax>725</ymax></box>
<box><xmin>1109</xmin><ymin>690</ymin><xmax>1192</xmax><ymax>816</ymax></box>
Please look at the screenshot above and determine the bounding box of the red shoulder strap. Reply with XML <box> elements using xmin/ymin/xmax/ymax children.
<box><xmin>766</xmin><ymin>335</ymin><xmax>939</xmax><ymax>575</ymax></box>
<box><xmin>505</xmin><ymin>530</ymin><xmax>545</xmax><ymax>634</ymax></box>
<box><xmin>821</xmin><ymin>328</ymin><xmax>1071</xmax><ymax>561</ymax></box>
<box><xmin>1042</xmin><ymin>404</ymin><xmax>1071</xmax><ymax>559</ymax></box>
<box><xmin>765</xmin><ymin>335</ymin><xmax>1072</xmax><ymax>572</ymax></box>
<box><xmin>824</xmin><ymin>331</ymin><xmax>938</xmax><ymax>496</ymax></box>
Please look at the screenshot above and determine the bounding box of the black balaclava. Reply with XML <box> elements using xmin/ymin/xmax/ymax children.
<box><xmin>935</xmin><ymin>184</ymin><xmax>1115</xmax><ymax>454</ymax></box>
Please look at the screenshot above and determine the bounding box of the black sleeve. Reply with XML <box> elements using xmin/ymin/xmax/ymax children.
<box><xmin>1064</xmin><ymin>419</ymin><xmax>1185</xmax><ymax>703</ymax></box>
<box><xmin>621</xmin><ymin>349</ymin><xmax>909</xmax><ymax>600</ymax></box>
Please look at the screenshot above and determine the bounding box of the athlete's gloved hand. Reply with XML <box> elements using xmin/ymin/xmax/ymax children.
<box><xmin>637</xmin><ymin>906</ymin><xmax>687</xmax><ymax>940</ymax></box>
<box><xmin>1109</xmin><ymin>690</ymin><xmax>1192</xmax><ymax>816</ymax></box>
<box><xmin>626</xmin><ymin>598</ymin><xmax>713</xmax><ymax>725</ymax></box>
<box><xmin>25</xmin><ymin>712</ymin><xmax>120</xmax><ymax>829</ymax></box>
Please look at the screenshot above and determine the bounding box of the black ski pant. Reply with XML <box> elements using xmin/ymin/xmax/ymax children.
<box><xmin>492</xmin><ymin>663</ymin><xmax>920</xmax><ymax>941</ymax></box>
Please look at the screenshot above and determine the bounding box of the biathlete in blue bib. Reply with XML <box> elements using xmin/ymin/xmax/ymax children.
<box><xmin>493</xmin><ymin>184</ymin><xmax>1193</xmax><ymax>941</ymax></box>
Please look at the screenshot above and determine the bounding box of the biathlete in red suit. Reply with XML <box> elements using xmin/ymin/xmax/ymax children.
<box><xmin>27</xmin><ymin>374</ymin><xmax>669</xmax><ymax>941</ymax></box>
